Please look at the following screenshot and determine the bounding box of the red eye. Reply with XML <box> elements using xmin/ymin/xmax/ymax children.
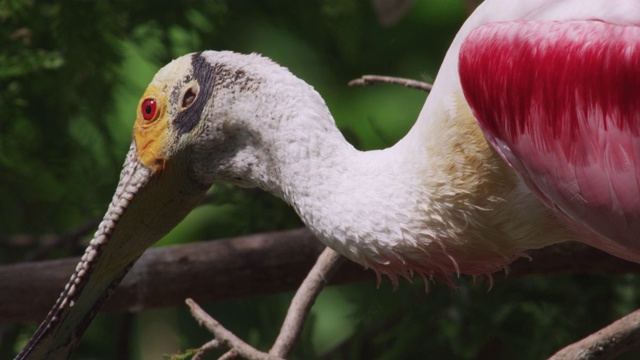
<box><xmin>141</xmin><ymin>99</ymin><xmax>157</xmax><ymax>121</ymax></box>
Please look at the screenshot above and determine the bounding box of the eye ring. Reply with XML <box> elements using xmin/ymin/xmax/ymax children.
<box><xmin>141</xmin><ymin>98</ymin><xmax>158</xmax><ymax>121</ymax></box>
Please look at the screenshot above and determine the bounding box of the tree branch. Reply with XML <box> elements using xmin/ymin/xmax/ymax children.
<box><xmin>5</xmin><ymin>230</ymin><xmax>640</xmax><ymax>358</ymax></box>
<box><xmin>348</xmin><ymin>75</ymin><xmax>432</xmax><ymax>92</ymax></box>
<box><xmin>185</xmin><ymin>248</ymin><xmax>345</xmax><ymax>360</ymax></box>
<box><xmin>3</xmin><ymin>230</ymin><xmax>640</xmax><ymax>323</ymax></box>
<box><xmin>269</xmin><ymin>248</ymin><xmax>345</xmax><ymax>358</ymax></box>
<box><xmin>0</xmin><ymin>228</ymin><xmax>368</xmax><ymax>323</ymax></box>
<box><xmin>549</xmin><ymin>308</ymin><xmax>640</xmax><ymax>360</ymax></box>
<box><xmin>186</xmin><ymin>298</ymin><xmax>284</xmax><ymax>360</ymax></box>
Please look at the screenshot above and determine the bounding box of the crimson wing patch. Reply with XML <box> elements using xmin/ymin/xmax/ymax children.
<box><xmin>459</xmin><ymin>20</ymin><xmax>640</xmax><ymax>250</ymax></box>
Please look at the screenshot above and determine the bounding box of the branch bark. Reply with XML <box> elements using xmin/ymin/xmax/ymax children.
<box><xmin>549</xmin><ymin>308</ymin><xmax>640</xmax><ymax>360</ymax></box>
<box><xmin>348</xmin><ymin>75</ymin><xmax>433</xmax><ymax>92</ymax></box>
<box><xmin>186</xmin><ymin>248</ymin><xmax>345</xmax><ymax>360</ymax></box>
<box><xmin>269</xmin><ymin>248</ymin><xmax>345</xmax><ymax>358</ymax></box>
<box><xmin>0</xmin><ymin>228</ymin><xmax>368</xmax><ymax>323</ymax></box>
<box><xmin>2</xmin><ymin>229</ymin><xmax>640</xmax><ymax>323</ymax></box>
<box><xmin>187</xmin><ymin>298</ymin><xmax>284</xmax><ymax>360</ymax></box>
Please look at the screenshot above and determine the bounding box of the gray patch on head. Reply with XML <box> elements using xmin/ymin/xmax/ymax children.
<box><xmin>212</xmin><ymin>66</ymin><xmax>261</xmax><ymax>93</ymax></box>
<box><xmin>172</xmin><ymin>53</ymin><xmax>215</xmax><ymax>135</ymax></box>
<box><xmin>170</xmin><ymin>73</ymin><xmax>194</xmax><ymax>109</ymax></box>
<box><xmin>173</xmin><ymin>53</ymin><xmax>263</xmax><ymax>135</ymax></box>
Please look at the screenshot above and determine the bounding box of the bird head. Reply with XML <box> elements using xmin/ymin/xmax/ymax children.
<box><xmin>132</xmin><ymin>52</ymin><xmax>220</xmax><ymax>182</ymax></box>
<box><xmin>17</xmin><ymin>51</ymin><xmax>291</xmax><ymax>359</ymax></box>
<box><xmin>132</xmin><ymin>50</ymin><xmax>318</xmax><ymax>190</ymax></box>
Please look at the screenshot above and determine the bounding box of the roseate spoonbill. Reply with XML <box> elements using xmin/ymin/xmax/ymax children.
<box><xmin>16</xmin><ymin>0</ymin><xmax>640</xmax><ymax>358</ymax></box>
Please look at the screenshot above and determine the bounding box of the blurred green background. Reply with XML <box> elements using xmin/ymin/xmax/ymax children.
<box><xmin>2</xmin><ymin>1</ymin><xmax>640</xmax><ymax>359</ymax></box>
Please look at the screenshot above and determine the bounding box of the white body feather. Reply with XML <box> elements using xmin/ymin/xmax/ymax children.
<box><xmin>164</xmin><ymin>0</ymin><xmax>640</xmax><ymax>284</ymax></box>
<box><xmin>185</xmin><ymin>50</ymin><xmax>568</xmax><ymax>285</ymax></box>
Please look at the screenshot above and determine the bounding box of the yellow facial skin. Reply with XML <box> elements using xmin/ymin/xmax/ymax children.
<box><xmin>133</xmin><ymin>82</ymin><xmax>170</xmax><ymax>173</ymax></box>
<box><xmin>132</xmin><ymin>55</ymin><xmax>195</xmax><ymax>173</ymax></box>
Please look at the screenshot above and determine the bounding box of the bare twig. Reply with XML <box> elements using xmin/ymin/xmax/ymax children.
<box><xmin>185</xmin><ymin>248</ymin><xmax>344</xmax><ymax>360</ymax></box>
<box><xmin>549</xmin><ymin>308</ymin><xmax>640</xmax><ymax>360</ymax></box>
<box><xmin>348</xmin><ymin>75</ymin><xmax>432</xmax><ymax>92</ymax></box>
<box><xmin>218</xmin><ymin>349</ymin><xmax>240</xmax><ymax>360</ymax></box>
<box><xmin>269</xmin><ymin>248</ymin><xmax>346</xmax><ymax>358</ymax></box>
<box><xmin>186</xmin><ymin>298</ymin><xmax>284</xmax><ymax>360</ymax></box>
<box><xmin>191</xmin><ymin>339</ymin><xmax>221</xmax><ymax>360</ymax></box>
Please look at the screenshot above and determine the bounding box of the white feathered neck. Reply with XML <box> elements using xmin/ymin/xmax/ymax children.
<box><xmin>185</xmin><ymin>50</ymin><xmax>569</xmax><ymax>286</ymax></box>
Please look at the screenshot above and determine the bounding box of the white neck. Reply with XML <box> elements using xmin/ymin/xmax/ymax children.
<box><xmin>195</xmin><ymin>51</ymin><xmax>570</xmax><ymax>285</ymax></box>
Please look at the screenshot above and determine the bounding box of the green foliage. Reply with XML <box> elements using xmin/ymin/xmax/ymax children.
<box><xmin>169</xmin><ymin>349</ymin><xmax>199</xmax><ymax>360</ymax></box>
<box><xmin>2</xmin><ymin>1</ymin><xmax>640</xmax><ymax>359</ymax></box>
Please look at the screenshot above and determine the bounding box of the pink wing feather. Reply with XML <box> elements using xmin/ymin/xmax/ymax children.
<box><xmin>459</xmin><ymin>21</ymin><xmax>640</xmax><ymax>254</ymax></box>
